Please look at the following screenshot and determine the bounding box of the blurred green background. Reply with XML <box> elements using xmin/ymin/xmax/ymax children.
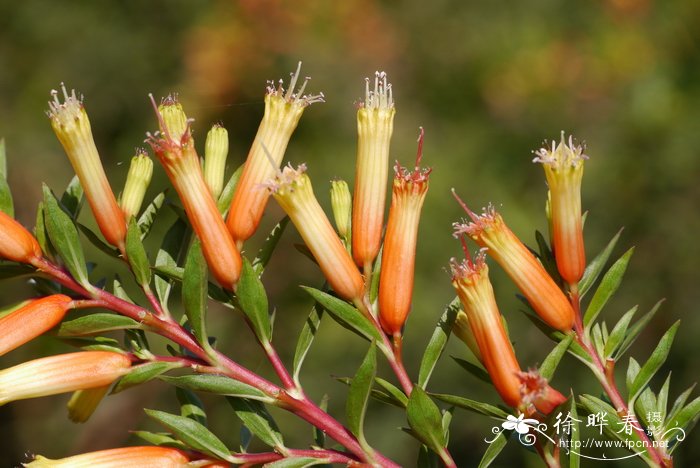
<box><xmin>0</xmin><ymin>0</ymin><xmax>698</xmax><ymax>466</ymax></box>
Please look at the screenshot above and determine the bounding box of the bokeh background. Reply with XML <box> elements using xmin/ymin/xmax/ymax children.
<box><xmin>0</xmin><ymin>0</ymin><xmax>698</xmax><ymax>466</ymax></box>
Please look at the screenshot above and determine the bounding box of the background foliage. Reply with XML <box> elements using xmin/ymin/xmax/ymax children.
<box><xmin>0</xmin><ymin>0</ymin><xmax>698</xmax><ymax>465</ymax></box>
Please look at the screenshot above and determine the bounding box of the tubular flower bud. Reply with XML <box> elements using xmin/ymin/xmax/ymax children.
<box><xmin>452</xmin><ymin>310</ymin><xmax>482</xmax><ymax>362</ymax></box>
<box><xmin>0</xmin><ymin>294</ymin><xmax>73</xmax><ymax>356</ymax></box>
<box><xmin>533</xmin><ymin>133</ymin><xmax>587</xmax><ymax>284</ymax></box>
<box><xmin>378</xmin><ymin>129</ymin><xmax>430</xmax><ymax>336</ymax></box>
<box><xmin>352</xmin><ymin>71</ymin><xmax>395</xmax><ymax>272</ymax></box>
<box><xmin>452</xmin><ymin>199</ymin><xmax>575</xmax><ymax>332</ymax></box>
<box><xmin>203</xmin><ymin>124</ymin><xmax>229</xmax><ymax>199</ymax></box>
<box><xmin>24</xmin><ymin>446</ymin><xmax>190</xmax><ymax>467</ymax></box>
<box><xmin>227</xmin><ymin>62</ymin><xmax>324</xmax><ymax>246</ymax></box>
<box><xmin>451</xmin><ymin>252</ymin><xmax>566</xmax><ymax>415</ymax></box>
<box><xmin>0</xmin><ymin>210</ymin><xmax>42</xmax><ymax>264</ymax></box>
<box><xmin>47</xmin><ymin>85</ymin><xmax>127</xmax><ymax>250</ymax></box>
<box><xmin>119</xmin><ymin>150</ymin><xmax>153</xmax><ymax>220</ymax></box>
<box><xmin>266</xmin><ymin>164</ymin><xmax>364</xmax><ymax>302</ymax></box>
<box><xmin>147</xmin><ymin>96</ymin><xmax>242</xmax><ymax>289</ymax></box>
<box><xmin>330</xmin><ymin>179</ymin><xmax>352</xmax><ymax>242</ymax></box>
<box><xmin>67</xmin><ymin>384</ymin><xmax>110</xmax><ymax>423</ymax></box>
<box><xmin>0</xmin><ymin>351</ymin><xmax>131</xmax><ymax>406</ymax></box>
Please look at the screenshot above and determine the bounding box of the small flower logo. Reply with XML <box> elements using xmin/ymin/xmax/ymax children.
<box><xmin>502</xmin><ymin>414</ymin><xmax>539</xmax><ymax>435</ymax></box>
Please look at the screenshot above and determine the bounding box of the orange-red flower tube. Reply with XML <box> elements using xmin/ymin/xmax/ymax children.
<box><xmin>533</xmin><ymin>133</ymin><xmax>587</xmax><ymax>284</ymax></box>
<box><xmin>227</xmin><ymin>62</ymin><xmax>323</xmax><ymax>246</ymax></box>
<box><xmin>453</xmin><ymin>198</ymin><xmax>575</xmax><ymax>331</ymax></box>
<box><xmin>266</xmin><ymin>164</ymin><xmax>364</xmax><ymax>302</ymax></box>
<box><xmin>0</xmin><ymin>351</ymin><xmax>131</xmax><ymax>406</ymax></box>
<box><xmin>24</xmin><ymin>446</ymin><xmax>190</xmax><ymax>467</ymax></box>
<box><xmin>148</xmin><ymin>96</ymin><xmax>242</xmax><ymax>290</ymax></box>
<box><xmin>451</xmin><ymin>251</ymin><xmax>566</xmax><ymax>415</ymax></box>
<box><xmin>0</xmin><ymin>210</ymin><xmax>42</xmax><ymax>264</ymax></box>
<box><xmin>378</xmin><ymin>129</ymin><xmax>430</xmax><ymax>336</ymax></box>
<box><xmin>0</xmin><ymin>294</ymin><xmax>73</xmax><ymax>356</ymax></box>
<box><xmin>352</xmin><ymin>72</ymin><xmax>395</xmax><ymax>273</ymax></box>
<box><xmin>48</xmin><ymin>85</ymin><xmax>127</xmax><ymax>250</ymax></box>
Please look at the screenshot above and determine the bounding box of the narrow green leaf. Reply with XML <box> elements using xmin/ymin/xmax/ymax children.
<box><xmin>666</xmin><ymin>383</ymin><xmax>696</xmax><ymax>426</ymax></box>
<box><xmin>292</xmin><ymin>302</ymin><xmax>323</xmax><ymax>385</ymax></box>
<box><xmin>43</xmin><ymin>184</ymin><xmax>89</xmax><ymax>286</ymax></box>
<box><xmin>583</xmin><ymin>247</ymin><xmax>634</xmax><ymax>327</ymax></box>
<box><xmin>629</xmin><ymin>321</ymin><xmax>680</xmax><ymax>401</ymax></box>
<box><xmin>626</xmin><ymin>357</ymin><xmax>640</xmax><ymax>394</ymax></box>
<box><xmin>125</xmin><ymin>218</ymin><xmax>151</xmax><ymax>286</ymax></box>
<box><xmin>451</xmin><ymin>357</ymin><xmax>491</xmax><ymax>384</ymax></box>
<box><xmin>137</xmin><ymin>191</ymin><xmax>166</xmax><ymax>239</ymax></box>
<box><xmin>264</xmin><ymin>457</ymin><xmax>328</xmax><ymax>468</ymax></box>
<box><xmin>635</xmin><ymin>386</ymin><xmax>657</xmax><ymax>427</ymax></box>
<box><xmin>253</xmin><ymin>217</ymin><xmax>289</xmax><ymax>275</ymax></box>
<box><xmin>407</xmin><ymin>386</ymin><xmax>446</xmax><ymax>454</ymax></box>
<box><xmin>539</xmin><ymin>334</ymin><xmax>573</xmax><ymax>380</ymax></box>
<box><xmin>300</xmin><ymin>286</ymin><xmax>382</xmax><ymax>344</ymax></box>
<box><xmin>579</xmin><ymin>228</ymin><xmax>623</xmax><ymax>297</ymax></box>
<box><xmin>132</xmin><ymin>431</ymin><xmax>187</xmax><ymax>449</ymax></box>
<box><xmin>335</xmin><ymin>376</ymin><xmax>405</xmax><ymax>409</ymax></box>
<box><xmin>176</xmin><ymin>386</ymin><xmax>207</xmax><ymax>426</ymax></box>
<box><xmin>569</xmin><ymin>395</ymin><xmax>580</xmax><ymax>468</ymax></box>
<box><xmin>217</xmin><ymin>164</ymin><xmax>244</xmax><ymax>214</ymax></box>
<box><xmin>346</xmin><ymin>343</ymin><xmax>377</xmax><ymax>441</ymax></box>
<box><xmin>145</xmin><ymin>409</ymin><xmax>232</xmax><ymax>460</ymax></box>
<box><xmin>113</xmin><ymin>277</ymin><xmax>135</xmax><ymax>303</ymax></box>
<box><xmin>154</xmin><ymin>219</ymin><xmax>188</xmax><ymax>309</ymax></box>
<box><xmin>159</xmin><ymin>375</ymin><xmax>271</xmax><ymax>402</ymax></box>
<box><xmin>375</xmin><ymin>377</ymin><xmax>408</xmax><ymax>408</ymax></box>
<box><xmin>578</xmin><ymin>395</ymin><xmax>644</xmax><ymax>445</ymax></box>
<box><xmin>430</xmin><ymin>393</ymin><xmax>509</xmax><ymax>419</ymax></box>
<box><xmin>369</xmin><ymin>244</ymin><xmax>383</xmax><ymax>304</ymax></box>
<box><xmin>667</xmin><ymin>396</ymin><xmax>700</xmax><ymax>435</ymax></box>
<box><xmin>112</xmin><ymin>361</ymin><xmax>182</xmax><ymax>394</ymax></box>
<box><xmin>477</xmin><ymin>431</ymin><xmax>508</xmax><ymax>468</ymax></box>
<box><xmin>0</xmin><ymin>139</ymin><xmax>14</xmax><ymax>217</ymax></box>
<box><xmin>34</xmin><ymin>202</ymin><xmax>52</xmax><ymax>259</ymax></box>
<box><xmin>535</xmin><ymin>230</ymin><xmax>560</xmax><ymax>283</ymax></box>
<box><xmin>614</xmin><ymin>300</ymin><xmax>664</xmax><ymax>360</ymax></box>
<box><xmin>418</xmin><ymin>298</ymin><xmax>460</xmax><ymax>389</ymax></box>
<box><xmin>657</xmin><ymin>373</ymin><xmax>671</xmax><ymax>425</ymax></box>
<box><xmin>236</xmin><ymin>258</ymin><xmax>272</xmax><ymax>343</ymax></box>
<box><xmin>182</xmin><ymin>240</ymin><xmax>208</xmax><ymax>345</ymax></box>
<box><xmin>57</xmin><ymin>313</ymin><xmax>142</xmax><ymax>336</ymax></box>
<box><xmin>227</xmin><ymin>397</ymin><xmax>284</xmax><ymax>449</ymax></box>
<box><xmin>314</xmin><ymin>394</ymin><xmax>329</xmax><ymax>448</ymax></box>
<box><xmin>59</xmin><ymin>175</ymin><xmax>83</xmax><ymax>220</ymax></box>
<box><xmin>77</xmin><ymin>223</ymin><xmax>120</xmax><ymax>258</ymax></box>
<box><xmin>603</xmin><ymin>306</ymin><xmax>637</xmax><ymax>359</ymax></box>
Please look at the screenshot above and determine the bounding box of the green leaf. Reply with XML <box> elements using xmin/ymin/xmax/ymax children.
<box><xmin>346</xmin><ymin>343</ymin><xmax>376</xmax><ymax>441</ymax></box>
<box><xmin>236</xmin><ymin>258</ymin><xmax>272</xmax><ymax>343</ymax></box>
<box><xmin>57</xmin><ymin>313</ymin><xmax>142</xmax><ymax>336</ymax></box>
<box><xmin>314</xmin><ymin>394</ymin><xmax>328</xmax><ymax>448</ymax></box>
<box><xmin>264</xmin><ymin>457</ymin><xmax>329</xmax><ymax>468</ymax></box>
<box><xmin>132</xmin><ymin>431</ymin><xmax>187</xmax><ymax>449</ymax></box>
<box><xmin>59</xmin><ymin>175</ymin><xmax>83</xmax><ymax>220</ymax></box>
<box><xmin>176</xmin><ymin>386</ymin><xmax>207</xmax><ymax>426</ymax></box>
<box><xmin>478</xmin><ymin>431</ymin><xmax>508</xmax><ymax>468</ymax></box>
<box><xmin>614</xmin><ymin>300</ymin><xmax>664</xmax><ymax>360</ymax></box>
<box><xmin>227</xmin><ymin>397</ymin><xmax>284</xmax><ymax>449</ymax></box>
<box><xmin>430</xmin><ymin>393</ymin><xmax>509</xmax><ymax>419</ymax></box>
<box><xmin>34</xmin><ymin>202</ymin><xmax>52</xmax><ymax>259</ymax></box>
<box><xmin>656</xmin><ymin>373</ymin><xmax>671</xmax><ymax>425</ymax></box>
<box><xmin>125</xmin><ymin>218</ymin><xmax>151</xmax><ymax>286</ymax></box>
<box><xmin>534</xmin><ymin>230</ymin><xmax>560</xmax><ymax>284</ymax></box>
<box><xmin>137</xmin><ymin>191</ymin><xmax>166</xmax><ymax>239</ymax></box>
<box><xmin>159</xmin><ymin>374</ymin><xmax>272</xmax><ymax>402</ymax></box>
<box><xmin>539</xmin><ymin>334</ymin><xmax>573</xmax><ymax>380</ymax></box>
<box><xmin>43</xmin><ymin>184</ymin><xmax>90</xmax><ymax>286</ymax></box>
<box><xmin>182</xmin><ymin>240</ymin><xmax>209</xmax><ymax>345</ymax></box>
<box><xmin>217</xmin><ymin>164</ymin><xmax>243</xmax><ymax>214</ymax></box>
<box><xmin>145</xmin><ymin>409</ymin><xmax>232</xmax><ymax>460</ymax></box>
<box><xmin>569</xmin><ymin>395</ymin><xmax>580</xmax><ymax>468</ymax></box>
<box><xmin>253</xmin><ymin>217</ymin><xmax>289</xmax><ymax>275</ymax></box>
<box><xmin>667</xmin><ymin>396</ymin><xmax>700</xmax><ymax>435</ymax></box>
<box><xmin>407</xmin><ymin>386</ymin><xmax>446</xmax><ymax>455</ymax></box>
<box><xmin>584</xmin><ymin>247</ymin><xmax>634</xmax><ymax>327</ymax></box>
<box><xmin>154</xmin><ymin>219</ymin><xmax>189</xmax><ymax>309</ymax></box>
<box><xmin>666</xmin><ymin>383</ymin><xmax>696</xmax><ymax>426</ymax></box>
<box><xmin>369</xmin><ymin>244</ymin><xmax>383</xmax><ymax>304</ymax></box>
<box><xmin>578</xmin><ymin>394</ymin><xmax>644</xmax><ymax>445</ymax></box>
<box><xmin>451</xmin><ymin>357</ymin><xmax>491</xmax><ymax>384</ymax></box>
<box><xmin>375</xmin><ymin>377</ymin><xmax>408</xmax><ymax>408</ymax></box>
<box><xmin>629</xmin><ymin>321</ymin><xmax>680</xmax><ymax>401</ymax></box>
<box><xmin>77</xmin><ymin>223</ymin><xmax>120</xmax><ymax>258</ymax></box>
<box><xmin>300</xmin><ymin>286</ymin><xmax>382</xmax><ymax>345</ymax></box>
<box><xmin>603</xmin><ymin>306</ymin><xmax>637</xmax><ymax>359</ymax></box>
<box><xmin>0</xmin><ymin>139</ymin><xmax>14</xmax><ymax>217</ymax></box>
<box><xmin>292</xmin><ymin>302</ymin><xmax>323</xmax><ymax>385</ymax></box>
<box><xmin>112</xmin><ymin>361</ymin><xmax>182</xmax><ymax>393</ymax></box>
<box><xmin>579</xmin><ymin>228</ymin><xmax>623</xmax><ymax>297</ymax></box>
<box><xmin>417</xmin><ymin>445</ymin><xmax>441</xmax><ymax>468</ymax></box>
<box><xmin>418</xmin><ymin>298</ymin><xmax>460</xmax><ymax>389</ymax></box>
<box><xmin>113</xmin><ymin>277</ymin><xmax>135</xmax><ymax>303</ymax></box>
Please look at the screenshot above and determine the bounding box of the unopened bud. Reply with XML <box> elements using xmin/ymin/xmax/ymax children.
<box><xmin>24</xmin><ymin>446</ymin><xmax>190</xmax><ymax>467</ymax></box>
<box><xmin>0</xmin><ymin>210</ymin><xmax>42</xmax><ymax>264</ymax></box>
<box><xmin>0</xmin><ymin>295</ymin><xmax>73</xmax><ymax>356</ymax></box>
<box><xmin>203</xmin><ymin>124</ymin><xmax>229</xmax><ymax>199</ymax></box>
<box><xmin>330</xmin><ymin>179</ymin><xmax>352</xmax><ymax>241</ymax></box>
<box><xmin>66</xmin><ymin>384</ymin><xmax>110</xmax><ymax>423</ymax></box>
<box><xmin>119</xmin><ymin>150</ymin><xmax>153</xmax><ymax>220</ymax></box>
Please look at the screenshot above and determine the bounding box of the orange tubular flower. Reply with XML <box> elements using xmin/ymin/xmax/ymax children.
<box><xmin>533</xmin><ymin>133</ymin><xmax>587</xmax><ymax>284</ymax></box>
<box><xmin>352</xmin><ymin>72</ymin><xmax>395</xmax><ymax>273</ymax></box>
<box><xmin>0</xmin><ymin>294</ymin><xmax>73</xmax><ymax>356</ymax></box>
<box><xmin>147</xmin><ymin>96</ymin><xmax>242</xmax><ymax>290</ymax></box>
<box><xmin>0</xmin><ymin>210</ymin><xmax>42</xmax><ymax>264</ymax></box>
<box><xmin>451</xmin><ymin>251</ymin><xmax>566</xmax><ymax>415</ymax></box>
<box><xmin>25</xmin><ymin>446</ymin><xmax>190</xmax><ymax>467</ymax></box>
<box><xmin>48</xmin><ymin>85</ymin><xmax>127</xmax><ymax>250</ymax></box>
<box><xmin>378</xmin><ymin>129</ymin><xmax>431</xmax><ymax>337</ymax></box>
<box><xmin>266</xmin><ymin>164</ymin><xmax>364</xmax><ymax>303</ymax></box>
<box><xmin>0</xmin><ymin>351</ymin><xmax>131</xmax><ymax>406</ymax></box>
<box><xmin>453</xmin><ymin>198</ymin><xmax>575</xmax><ymax>332</ymax></box>
<box><xmin>227</xmin><ymin>62</ymin><xmax>324</xmax><ymax>246</ymax></box>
